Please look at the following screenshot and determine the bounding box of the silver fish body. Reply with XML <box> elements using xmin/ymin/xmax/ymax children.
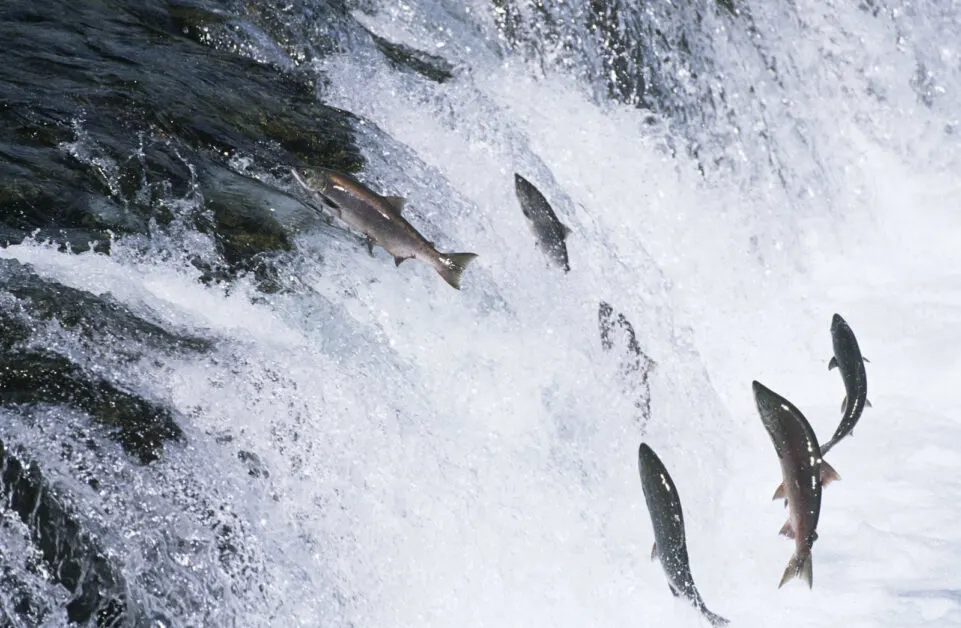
<box><xmin>753</xmin><ymin>381</ymin><xmax>836</xmax><ymax>588</ymax></box>
<box><xmin>824</xmin><ymin>313</ymin><xmax>869</xmax><ymax>455</ymax></box>
<box><xmin>638</xmin><ymin>443</ymin><xmax>729</xmax><ymax>626</ymax></box>
<box><xmin>292</xmin><ymin>167</ymin><xmax>477</xmax><ymax>289</ymax></box>
<box><xmin>513</xmin><ymin>174</ymin><xmax>571</xmax><ymax>272</ymax></box>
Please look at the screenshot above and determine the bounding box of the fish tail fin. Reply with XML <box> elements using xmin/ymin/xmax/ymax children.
<box><xmin>701</xmin><ymin>608</ymin><xmax>730</xmax><ymax>627</ymax></box>
<box><xmin>778</xmin><ymin>551</ymin><xmax>813</xmax><ymax>589</ymax></box>
<box><xmin>435</xmin><ymin>252</ymin><xmax>478</xmax><ymax>290</ymax></box>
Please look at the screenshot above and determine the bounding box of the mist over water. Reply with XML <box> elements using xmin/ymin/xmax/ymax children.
<box><xmin>1</xmin><ymin>0</ymin><xmax>959</xmax><ymax>625</ymax></box>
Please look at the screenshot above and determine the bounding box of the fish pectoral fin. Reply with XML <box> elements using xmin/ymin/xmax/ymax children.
<box><xmin>772</xmin><ymin>482</ymin><xmax>786</xmax><ymax>502</ymax></box>
<box><xmin>778</xmin><ymin>520</ymin><xmax>795</xmax><ymax>539</ymax></box>
<box><xmin>650</xmin><ymin>542</ymin><xmax>658</xmax><ymax>562</ymax></box>
<box><xmin>384</xmin><ymin>196</ymin><xmax>406</xmax><ymax>215</ymax></box>
<box><xmin>840</xmin><ymin>395</ymin><xmax>848</xmax><ymax>415</ymax></box>
<box><xmin>394</xmin><ymin>256</ymin><xmax>407</xmax><ymax>267</ymax></box>
<box><xmin>820</xmin><ymin>459</ymin><xmax>841</xmax><ymax>486</ymax></box>
<box><xmin>828</xmin><ymin>356</ymin><xmax>838</xmax><ymax>370</ymax></box>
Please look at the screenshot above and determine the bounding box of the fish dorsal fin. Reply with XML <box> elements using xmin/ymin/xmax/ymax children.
<box><xmin>384</xmin><ymin>196</ymin><xmax>406</xmax><ymax>215</ymax></box>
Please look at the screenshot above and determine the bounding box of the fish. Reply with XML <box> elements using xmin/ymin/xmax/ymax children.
<box><xmin>598</xmin><ymin>301</ymin><xmax>656</xmax><ymax>428</ymax></box>
<box><xmin>291</xmin><ymin>167</ymin><xmax>477</xmax><ymax>290</ymax></box>
<box><xmin>753</xmin><ymin>381</ymin><xmax>839</xmax><ymax>588</ymax></box>
<box><xmin>638</xmin><ymin>443</ymin><xmax>729</xmax><ymax>626</ymax></box>
<box><xmin>823</xmin><ymin>313</ymin><xmax>870</xmax><ymax>456</ymax></box>
<box><xmin>772</xmin><ymin>313</ymin><xmax>868</xmax><ymax>502</ymax></box>
<box><xmin>513</xmin><ymin>174</ymin><xmax>571</xmax><ymax>272</ymax></box>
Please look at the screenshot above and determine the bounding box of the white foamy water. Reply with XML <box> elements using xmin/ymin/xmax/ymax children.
<box><xmin>2</xmin><ymin>0</ymin><xmax>960</xmax><ymax>625</ymax></box>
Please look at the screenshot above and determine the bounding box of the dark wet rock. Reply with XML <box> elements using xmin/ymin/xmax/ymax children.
<box><xmin>0</xmin><ymin>0</ymin><xmax>362</xmax><ymax>274</ymax></box>
<box><xmin>0</xmin><ymin>259</ymin><xmax>212</xmax><ymax>356</ymax></box>
<box><xmin>491</xmin><ymin>0</ymin><xmax>738</xmax><ymax>114</ymax></box>
<box><xmin>598</xmin><ymin>301</ymin><xmax>656</xmax><ymax>429</ymax></box>
<box><xmin>488</xmin><ymin>0</ymin><xmax>748</xmax><ymax>177</ymax></box>
<box><xmin>0</xmin><ymin>350</ymin><xmax>182</xmax><ymax>464</ymax></box>
<box><xmin>0</xmin><ymin>439</ymin><xmax>132</xmax><ymax>625</ymax></box>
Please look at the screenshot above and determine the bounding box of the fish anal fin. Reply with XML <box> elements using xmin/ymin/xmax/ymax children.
<box><xmin>828</xmin><ymin>356</ymin><xmax>838</xmax><ymax>370</ymax></box>
<box><xmin>650</xmin><ymin>542</ymin><xmax>658</xmax><ymax>562</ymax></box>
<box><xmin>772</xmin><ymin>482</ymin><xmax>786</xmax><ymax>502</ymax></box>
<box><xmin>820</xmin><ymin>459</ymin><xmax>841</xmax><ymax>486</ymax></box>
<box><xmin>779</xmin><ymin>520</ymin><xmax>795</xmax><ymax>539</ymax></box>
<box><xmin>384</xmin><ymin>196</ymin><xmax>406</xmax><ymax>214</ymax></box>
<box><xmin>394</xmin><ymin>256</ymin><xmax>406</xmax><ymax>267</ymax></box>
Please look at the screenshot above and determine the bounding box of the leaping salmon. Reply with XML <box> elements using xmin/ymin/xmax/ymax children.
<box><xmin>292</xmin><ymin>167</ymin><xmax>477</xmax><ymax>290</ymax></box>
<box><xmin>753</xmin><ymin>381</ymin><xmax>838</xmax><ymax>588</ymax></box>
<box><xmin>638</xmin><ymin>443</ymin><xmax>729</xmax><ymax>625</ymax></box>
<box><xmin>824</xmin><ymin>313</ymin><xmax>871</xmax><ymax>455</ymax></box>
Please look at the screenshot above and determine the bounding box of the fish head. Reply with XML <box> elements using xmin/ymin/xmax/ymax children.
<box><xmin>752</xmin><ymin>380</ymin><xmax>782</xmax><ymax>417</ymax></box>
<box><xmin>291</xmin><ymin>167</ymin><xmax>331</xmax><ymax>194</ymax></box>
<box><xmin>514</xmin><ymin>174</ymin><xmax>535</xmax><ymax>214</ymax></box>
<box><xmin>752</xmin><ymin>380</ymin><xmax>791</xmax><ymax>456</ymax></box>
<box><xmin>831</xmin><ymin>313</ymin><xmax>849</xmax><ymax>334</ymax></box>
<box><xmin>638</xmin><ymin>443</ymin><xmax>658</xmax><ymax>479</ymax></box>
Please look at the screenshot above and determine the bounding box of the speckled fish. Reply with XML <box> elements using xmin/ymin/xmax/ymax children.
<box><xmin>292</xmin><ymin>167</ymin><xmax>477</xmax><ymax>290</ymax></box>
<box><xmin>772</xmin><ymin>314</ymin><xmax>866</xmax><ymax>502</ymax></box>
<box><xmin>823</xmin><ymin>313</ymin><xmax>871</xmax><ymax>455</ymax></box>
<box><xmin>638</xmin><ymin>443</ymin><xmax>729</xmax><ymax>626</ymax></box>
<box><xmin>513</xmin><ymin>174</ymin><xmax>571</xmax><ymax>272</ymax></box>
<box><xmin>753</xmin><ymin>381</ymin><xmax>838</xmax><ymax>588</ymax></box>
<box><xmin>598</xmin><ymin>301</ymin><xmax>656</xmax><ymax>428</ymax></box>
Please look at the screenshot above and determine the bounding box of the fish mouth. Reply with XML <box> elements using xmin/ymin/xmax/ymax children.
<box><xmin>290</xmin><ymin>167</ymin><xmax>327</xmax><ymax>194</ymax></box>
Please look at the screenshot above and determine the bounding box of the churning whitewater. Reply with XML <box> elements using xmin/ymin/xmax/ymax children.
<box><xmin>0</xmin><ymin>0</ymin><xmax>960</xmax><ymax>626</ymax></box>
